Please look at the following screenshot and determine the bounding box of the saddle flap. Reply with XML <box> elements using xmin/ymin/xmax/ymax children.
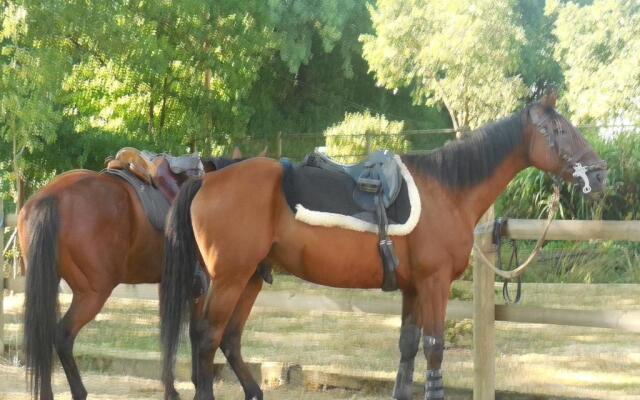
<box><xmin>352</xmin><ymin>151</ymin><xmax>403</xmax><ymax>211</ymax></box>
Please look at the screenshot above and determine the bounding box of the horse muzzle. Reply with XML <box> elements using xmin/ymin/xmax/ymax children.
<box><xmin>573</xmin><ymin>163</ymin><xmax>607</xmax><ymax>196</ymax></box>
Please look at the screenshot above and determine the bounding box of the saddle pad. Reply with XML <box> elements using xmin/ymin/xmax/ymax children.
<box><xmin>102</xmin><ymin>169</ymin><xmax>170</xmax><ymax>231</ymax></box>
<box><xmin>282</xmin><ymin>155</ymin><xmax>421</xmax><ymax>236</ymax></box>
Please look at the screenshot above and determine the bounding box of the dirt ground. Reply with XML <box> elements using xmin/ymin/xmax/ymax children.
<box><xmin>0</xmin><ymin>362</ymin><xmax>426</xmax><ymax>400</ymax></box>
<box><xmin>2</xmin><ymin>278</ymin><xmax>640</xmax><ymax>399</ymax></box>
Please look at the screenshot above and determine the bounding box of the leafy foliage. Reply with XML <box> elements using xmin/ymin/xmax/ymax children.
<box><xmin>361</xmin><ymin>0</ymin><xmax>527</xmax><ymax>131</ymax></box>
<box><xmin>0</xmin><ymin>0</ymin><xmax>638</xmax><ymax>229</ymax></box>
<box><xmin>324</xmin><ymin>112</ymin><xmax>408</xmax><ymax>163</ymax></box>
<box><xmin>549</xmin><ymin>0</ymin><xmax>640</xmax><ymax>124</ymax></box>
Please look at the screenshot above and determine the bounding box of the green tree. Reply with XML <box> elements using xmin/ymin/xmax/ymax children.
<box><xmin>25</xmin><ymin>0</ymin><xmax>274</xmax><ymax>154</ymax></box>
<box><xmin>245</xmin><ymin>0</ymin><xmax>449</xmax><ymax>157</ymax></box>
<box><xmin>361</xmin><ymin>0</ymin><xmax>527</xmax><ymax>133</ymax></box>
<box><xmin>515</xmin><ymin>0</ymin><xmax>563</xmax><ymax>99</ymax></box>
<box><xmin>549</xmin><ymin>0</ymin><xmax>640</xmax><ymax>124</ymax></box>
<box><xmin>324</xmin><ymin>111</ymin><xmax>408</xmax><ymax>163</ymax></box>
<box><xmin>267</xmin><ymin>0</ymin><xmax>360</xmax><ymax>75</ymax></box>
<box><xmin>0</xmin><ymin>2</ymin><xmax>65</xmax><ymax>205</ymax></box>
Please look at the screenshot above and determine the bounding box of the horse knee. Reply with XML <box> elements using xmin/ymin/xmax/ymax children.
<box><xmin>398</xmin><ymin>323</ymin><xmax>421</xmax><ymax>361</ymax></box>
<box><xmin>423</xmin><ymin>335</ymin><xmax>444</xmax><ymax>368</ymax></box>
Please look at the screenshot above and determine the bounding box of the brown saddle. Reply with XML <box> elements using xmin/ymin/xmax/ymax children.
<box><xmin>106</xmin><ymin>147</ymin><xmax>203</xmax><ymax>202</ymax></box>
<box><xmin>106</xmin><ymin>147</ymin><xmax>155</xmax><ymax>185</ymax></box>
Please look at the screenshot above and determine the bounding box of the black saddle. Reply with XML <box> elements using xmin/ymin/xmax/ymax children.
<box><xmin>282</xmin><ymin>150</ymin><xmax>409</xmax><ymax>291</ymax></box>
<box><xmin>303</xmin><ymin>151</ymin><xmax>403</xmax><ymax>211</ymax></box>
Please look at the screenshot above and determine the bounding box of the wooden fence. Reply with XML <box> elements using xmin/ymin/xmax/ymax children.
<box><xmin>1</xmin><ymin>208</ymin><xmax>639</xmax><ymax>399</ymax></box>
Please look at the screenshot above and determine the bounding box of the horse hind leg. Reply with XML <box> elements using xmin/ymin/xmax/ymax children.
<box><xmin>194</xmin><ymin>266</ymin><xmax>257</xmax><ymax>400</ymax></box>
<box><xmin>189</xmin><ymin>269</ymin><xmax>263</xmax><ymax>400</ymax></box>
<box><xmin>220</xmin><ymin>271</ymin><xmax>264</xmax><ymax>400</ymax></box>
<box><xmin>55</xmin><ymin>290</ymin><xmax>111</xmax><ymax>400</ymax></box>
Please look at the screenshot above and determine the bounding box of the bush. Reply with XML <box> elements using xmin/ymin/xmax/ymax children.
<box><xmin>323</xmin><ymin>111</ymin><xmax>409</xmax><ymax>163</ymax></box>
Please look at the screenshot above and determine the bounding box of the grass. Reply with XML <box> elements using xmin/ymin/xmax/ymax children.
<box><xmin>3</xmin><ymin>275</ymin><xmax>640</xmax><ymax>399</ymax></box>
<box><xmin>495</xmin><ymin>240</ymin><xmax>640</xmax><ymax>284</ymax></box>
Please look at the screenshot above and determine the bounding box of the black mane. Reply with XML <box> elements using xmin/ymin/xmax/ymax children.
<box><xmin>201</xmin><ymin>157</ymin><xmax>243</xmax><ymax>172</ymax></box>
<box><xmin>402</xmin><ymin>113</ymin><xmax>525</xmax><ymax>188</ymax></box>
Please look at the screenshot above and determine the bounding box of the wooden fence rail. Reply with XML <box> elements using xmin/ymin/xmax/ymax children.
<box><xmin>472</xmin><ymin>216</ymin><xmax>640</xmax><ymax>399</ymax></box>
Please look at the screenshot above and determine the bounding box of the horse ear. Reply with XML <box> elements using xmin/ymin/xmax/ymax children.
<box><xmin>232</xmin><ymin>147</ymin><xmax>242</xmax><ymax>159</ymax></box>
<box><xmin>257</xmin><ymin>146</ymin><xmax>268</xmax><ymax>157</ymax></box>
<box><xmin>539</xmin><ymin>86</ymin><xmax>558</xmax><ymax>110</ymax></box>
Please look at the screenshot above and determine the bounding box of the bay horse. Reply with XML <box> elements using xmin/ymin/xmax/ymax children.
<box><xmin>17</xmin><ymin>149</ymin><xmax>249</xmax><ymax>400</ymax></box>
<box><xmin>160</xmin><ymin>91</ymin><xmax>607</xmax><ymax>400</ymax></box>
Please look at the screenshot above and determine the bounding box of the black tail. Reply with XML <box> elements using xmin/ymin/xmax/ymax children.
<box><xmin>23</xmin><ymin>197</ymin><xmax>61</xmax><ymax>399</ymax></box>
<box><xmin>160</xmin><ymin>178</ymin><xmax>202</xmax><ymax>388</ymax></box>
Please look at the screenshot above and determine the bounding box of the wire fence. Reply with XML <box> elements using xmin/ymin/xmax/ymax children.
<box><xmin>228</xmin><ymin>129</ymin><xmax>456</xmax><ymax>162</ymax></box>
<box><xmin>222</xmin><ymin>123</ymin><xmax>640</xmax><ymax>162</ymax></box>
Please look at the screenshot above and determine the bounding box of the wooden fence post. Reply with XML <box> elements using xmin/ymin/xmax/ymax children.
<box><xmin>473</xmin><ymin>206</ymin><xmax>496</xmax><ymax>399</ymax></box>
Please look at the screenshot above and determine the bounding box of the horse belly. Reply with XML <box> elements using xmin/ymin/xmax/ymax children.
<box><xmin>271</xmin><ymin>222</ymin><xmax>409</xmax><ymax>289</ymax></box>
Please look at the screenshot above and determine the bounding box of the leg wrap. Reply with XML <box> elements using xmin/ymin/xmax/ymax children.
<box><xmin>425</xmin><ymin>369</ymin><xmax>444</xmax><ymax>400</ymax></box>
<box><xmin>423</xmin><ymin>336</ymin><xmax>445</xmax><ymax>400</ymax></box>
<box><xmin>393</xmin><ymin>324</ymin><xmax>421</xmax><ymax>399</ymax></box>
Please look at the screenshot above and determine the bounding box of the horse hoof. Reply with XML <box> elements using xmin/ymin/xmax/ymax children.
<box><xmin>392</xmin><ymin>386</ymin><xmax>412</xmax><ymax>400</ymax></box>
<box><xmin>165</xmin><ymin>389</ymin><xmax>181</xmax><ymax>400</ymax></box>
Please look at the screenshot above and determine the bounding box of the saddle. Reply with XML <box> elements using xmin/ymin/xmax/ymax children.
<box><xmin>283</xmin><ymin>150</ymin><xmax>408</xmax><ymax>291</ymax></box>
<box><xmin>104</xmin><ymin>147</ymin><xmax>203</xmax><ymax>230</ymax></box>
<box><xmin>106</xmin><ymin>147</ymin><xmax>156</xmax><ymax>185</ymax></box>
<box><xmin>303</xmin><ymin>151</ymin><xmax>403</xmax><ymax>211</ymax></box>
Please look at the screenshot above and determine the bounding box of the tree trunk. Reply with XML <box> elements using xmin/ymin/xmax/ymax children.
<box><xmin>148</xmin><ymin>95</ymin><xmax>155</xmax><ymax>136</ymax></box>
<box><xmin>202</xmin><ymin>68</ymin><xmax>212</xmax><ymax>155</ymax></box>
<box><xmin>159</xmin><ymin>75</ymin><xmax>169</xmax><ymax>135</ymax></box>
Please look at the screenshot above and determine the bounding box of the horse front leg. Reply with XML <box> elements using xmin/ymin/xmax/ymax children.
<box><xmin>393</xmin><ymin>290</ymin><xmax>421</xmax><ymax>400</ymax></box>
<box><xmin>417</xmin><ymin>273</ymin><xmax>451</xmax><ymax>400</ymax></box>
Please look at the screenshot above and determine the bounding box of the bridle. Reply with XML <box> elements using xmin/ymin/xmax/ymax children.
<box><xmin>533</xmin><ymin>110</ymin><xmax>606</xmax><ymax>194</ymax></box>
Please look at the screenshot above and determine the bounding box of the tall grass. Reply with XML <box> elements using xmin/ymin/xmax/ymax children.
<box><xmin>494</xmin><ymin>131</ymin><xmax>640</xmax><ymax>284</ymax></box>
<box><xmin>497</xmin><ymin>130</ymin><xmax>640</xmax><ymax>221</ymax></box>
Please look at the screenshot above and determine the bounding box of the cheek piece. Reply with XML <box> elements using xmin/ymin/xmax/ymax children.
<box><xmin>571</xmin><ymin>163</ymin><xmax>591</xmax><ymax>194</ymax></box>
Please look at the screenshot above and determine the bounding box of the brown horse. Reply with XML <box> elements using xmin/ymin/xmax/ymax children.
<box><xmin>17</xmin><ymin>151</ymin><xmax>247</xmax><ymax>400</ymax></box>
<box><xmin>160</xmin><ymin>91</ymin><xmax>607</xmax><ymax>400</ymax></box>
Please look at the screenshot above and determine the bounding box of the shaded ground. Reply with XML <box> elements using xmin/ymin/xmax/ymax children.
<box><xmin>0</xmin><ymin>363</ymin><xmax>404</xmax><ymax>400</ymax></box>
<box><xmin>2</xmin><ymin>277</ymin><xmax>640</xmax><ymax>399</ymax></box>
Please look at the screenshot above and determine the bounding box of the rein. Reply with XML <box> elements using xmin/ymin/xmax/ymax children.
<box><xmin>473</xmin><ymin>172</ymin><xmax>561</xmax><ymax>281</ymax></box>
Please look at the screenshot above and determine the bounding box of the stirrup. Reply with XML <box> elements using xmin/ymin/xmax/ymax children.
<box><xmin>380</xmin><ymin>239</ymin><xmax>399</xmax><ymax>291</ymax></box>
<box><xmin>377</xmin><ymin>193</ymin><xmax>399</xmax><ymax>291</ymax></box>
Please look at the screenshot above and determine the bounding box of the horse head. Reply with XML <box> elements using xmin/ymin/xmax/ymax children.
<box><xmin>525</xmin><ymin>88</ymin><xmax>607</xmax><ymax>196</ymax></box>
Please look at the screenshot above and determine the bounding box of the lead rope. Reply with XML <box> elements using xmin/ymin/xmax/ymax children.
<box><xmin>473</xmin><ymin>184</ymin><xmax>561</xmax><ymax>280</ymax></box>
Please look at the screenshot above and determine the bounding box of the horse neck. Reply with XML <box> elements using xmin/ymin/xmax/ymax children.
<box><xmin>457</xmin><ymin>145</ymin><xmax>529</xmax><ymax>225</ymax></box>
